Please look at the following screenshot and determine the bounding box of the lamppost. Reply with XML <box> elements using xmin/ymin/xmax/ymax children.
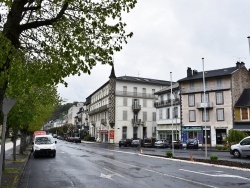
<box><xmin>79</xmin><ymin>129</ymin><xmax>81</xmax><ymax>138</ymax></box>
<box><xmin>170</xmin><ymin>72</ymin><xmax>174</xmax><ymax>157</ymax></box>
<box><xmin>202</xmin><ymin>58</ymin><xmax>207</xmax><ymax>159</ymax></box>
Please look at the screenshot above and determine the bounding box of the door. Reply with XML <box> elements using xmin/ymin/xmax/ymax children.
<box><xmin>240</xmin><ymin>137</ymin><xmax>250</xmax><ymax>156</ymax></box>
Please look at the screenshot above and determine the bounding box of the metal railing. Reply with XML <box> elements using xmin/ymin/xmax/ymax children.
<box><xmin>116</xmin><ymin>91</ymin><xmax>157</xmax><ymax>99</ymax></box>
<box><xmin>180</xmin><ymin>83</ymin><xmax>231</xmax><ymax>94</ymax></box>
<box><xmin>154</xmin><ymin>98</ymin><xmax>180</xmax><ymax>107</ymax></box>
<box><xmin>88</xmin><ymin>104</ymin><xmax>109</xmax><ymax>115</ymax></box>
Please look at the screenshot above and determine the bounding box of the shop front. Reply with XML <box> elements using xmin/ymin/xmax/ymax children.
<box><xmin>157</xmin><ymin>124</ymin><xmax>180</xmax><ymax>141</ymax></box>
<box><xmin>182</xmin><ymin>126</ymin><xmax>202</xmax><ymax>144</ymax></box>
<box><xmin>99</xmin><ymin>130</ymin><xmax>109</xmax><ymax>142</ymax></box>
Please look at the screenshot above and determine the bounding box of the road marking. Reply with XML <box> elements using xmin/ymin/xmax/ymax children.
<box><xmin>100</xmin><ymin>173</ymin><xmax>114</xmax><ymax>180</ymax></box>
<box><xmin>179</xmin><ymin>169</ymin><xmax>250</xmax><ymax>181</ymax></box>
<box><xmin>103</xmin><ymin>168</ymin><xmax>127</xmax><ymax>179</ymax></box>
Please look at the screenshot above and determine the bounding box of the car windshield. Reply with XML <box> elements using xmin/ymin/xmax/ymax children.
<box><xmin>188</xmin><ymin>139</ymin><xmax>195</xmax><ymax>142</ymax></box>
<box><xmin>35</xmin><ymin>137</ymin><xmax>53</xmax><ymax>145</ymax></box>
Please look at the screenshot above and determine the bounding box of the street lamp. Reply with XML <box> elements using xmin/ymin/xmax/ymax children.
<box><xmin>202</xmin><ymin>58</ymin><xmax>207</xmax><ymax>159</ymax></box>
<box><xmin>170</xmin><ymin>72</ymin><xmax>174</xmax><ymax>157</ymax></box>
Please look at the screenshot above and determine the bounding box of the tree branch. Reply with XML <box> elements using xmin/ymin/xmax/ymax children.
<box><xmin>20</xmin><ymin>2</ymin><xmax>69</xmax><ymax>32</ymax></box>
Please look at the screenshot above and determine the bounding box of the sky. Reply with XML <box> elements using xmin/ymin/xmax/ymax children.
<box><xmin>57</xmin><ymin>0</ymin><xmax>250</xmax><ymax>103</ymax></box>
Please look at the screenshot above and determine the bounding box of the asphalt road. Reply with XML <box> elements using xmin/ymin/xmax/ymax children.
<box><xmin>18</xmin><ymin>140</ymin><xmax>250</xmax><ymax>188</ymax></box>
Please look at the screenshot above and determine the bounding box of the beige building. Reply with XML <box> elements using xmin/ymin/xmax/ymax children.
<box><xmin>178</xmin><ymin>62</ymin><xmax>250</xmax><ymax>146</ymax></box>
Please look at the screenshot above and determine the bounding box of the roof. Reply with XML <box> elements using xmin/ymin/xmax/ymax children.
<box><xmin>117</xmin><ymin>76</ymin><xmax>172</xmax><ymax>86</ymax></box>
<box><xmin>235</xmin><ymin>88</ymin><xmax>250</xmax><ymax>107</ymax></box>
<box><xmin>178</xmin><ymin>66</ymin><xmax>239</xmax><ymax>82</ymax></box>
<box><xmin>154</xmin><ymin>83</ymin><xmax>179</xmax><ymax>95</ymax></box>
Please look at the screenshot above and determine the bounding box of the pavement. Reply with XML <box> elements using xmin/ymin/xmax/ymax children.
<box><xmin>0</xmin><ymin>140</ymin><xmax>31</xmax><ymax>188</ymax></box>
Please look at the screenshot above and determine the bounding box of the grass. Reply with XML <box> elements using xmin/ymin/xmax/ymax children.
<box><xmin>4</xmin><ymin>168</ymin><xmax>19</xmax><ymax>174</ymax></box>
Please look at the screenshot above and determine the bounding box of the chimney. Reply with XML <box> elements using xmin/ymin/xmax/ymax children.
<box><xmin>193</xmin><ymin>69</ymin><xmax>198</xmax><ymax>75</ymax></box>
<box><xmin>236</xmin><ymin>61</ymin><xmax>241</xmax><ymax>68</ymax></box>
<box><xmin>187</xmin><ymin>67</ymin><xmax>192</xmax><ymax>77</ymax></box>
<box><xmin>240</xmin><ymin>62</ymin><xmax>245</xmax><ymax>68</ymax></box>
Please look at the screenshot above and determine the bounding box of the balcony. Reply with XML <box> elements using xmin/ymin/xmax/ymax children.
<box><xmin>88</xmin><ymin>104</ymin><xmax>109</xmax><ymax>115</ymax></box>
<box><xmin>116</xmin><ymin>91</ymin><xmax>157</xmax><ymax>99</ymax></box>
<box><xmin>154</xmin><ymin>98</ymin><xmax>180</xmax><ymax>108</ymax></box>
<box><xmin>180</xmin><ymin>83</ymin><xmax>231</xmax><ymax>94</ymax></box>
<box><xmin>101</xmin><ymin>118</ymin><xmax>107</xmax><ymax>126</ymax></box>
<box><xmin>91</xmin><ymin>121</ymin><xmax>96</xmax><ymax>126</ymax></box>
<box><xmin>132</xmin><ymin>104</ymin><xmax>141</xmax><ymax>112</ymax></box>
<box><xmin>131</xmin><ymin>119</ymin><xmax>141</xmax><ymax>126</ymax></box>
<box><xmin>196</xmin><ymin>101</ymin><xmax>213</xmax><ymax>109</ymax></box>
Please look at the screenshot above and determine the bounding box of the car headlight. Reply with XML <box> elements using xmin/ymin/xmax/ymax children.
<box><xmin>51</xmin><ymin>145</ymin><xmax>56</xmax><ymax>150</ymax></box>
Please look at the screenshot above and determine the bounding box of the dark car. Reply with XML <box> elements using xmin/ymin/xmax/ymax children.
<box><xmin>186</xmin><ymin>138</ymin><xmax>199</xmax><ymax>149</ymax></box>
<box><xmin>142</xmin><ymin>138</ymin><xmax>156</xmax><ymax>148</ymax></box>
<box><xmin>170</xmin><ymin>140</ymin><xmax>183</xmax><ymax>149</ymax></box>
<box><xmin>72</xmin><ymin>137</ymin><xmax>81</xmax><ymax>143</ymax></box>
<box><xmin>131</xmin><ymin>139</ymin><xmax>141</xmax><ymax>147</ymax></box>
<box><xmin>119</xmin><ymin>139</ymin><xmax>132</xmax><ymax>147</ymax></box>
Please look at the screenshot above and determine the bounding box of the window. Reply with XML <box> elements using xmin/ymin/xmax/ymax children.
<box><xmin>152</xmin><ymin>89</ymin><xmax>155</xmax><ymax>94</ymax></box>
<box><xmin>123</xmin><ymin>98</ymin><xmax>127</xmax><ymax>106</ymax></box>
<box><xmin>188</xmin><ymin>94</ymin><xmax>195</xmax><ymax>106</ymax></box>
<box><xmin>152</xmin><ymin>112</ymin><xmax>156</xmax><ymax>121</ymax></box>
<box><xmin>217</xmin><ymin>108</ymin><xmax>224</xmax><ymax>121</ymax></box>
<box><xmin>189</xmin><ymin>110</ymin><xmax>196</xmax><ymax>122</ymax></box>
<box><xmin>123</xmin><ymin>111</ymin><xmax>127</xmax><ymax>121</ymax></box>
<box><xmin>216</xmin><ymin>92</ymin><xmax>224</xmax><ymax>105</ymax></box>
<box><xmin>159</xmin><ymin>109</ymin><xmax>163</xmax><ymax>119</ymax></box>
<box><xmin>133</xmin><ymin>127</ymin><xmax>138</xmax><ymax>139</ymax></box>
<box><xmin>143</xmin><ymin>99</ymin><xmax>147</xmax><ymax>107</ymax></box>
<box><xmin>217</xmin><ymin>78</ymin><xmax>222</xmax><ymax>88</ymax></box>
<box><xmin>166</xmin><ymin>108</ymin><xmax>170</xmax><ymax>119</ymax></box>
<box><xmin>241</xmin><ymin>108</ymin><xmax>248</xmax><ymax>120</ymax></box>
<box><xmin>201</xmin><ymin>93</ymin><xmax>209</xmax><ymax>103</ymax></box>
<box><xmin>143</xmin><ymin>111</ymin><xmax>147</xmax><ymax>122</ymax></box>
<box><xmin>160</xmin><ymin>95</ymin><xmax>164</xmax><ymax>102</ymax></box>
<box><xmin>142</xmin><ymin>88</ymin><xmax>146</xmax><ymax>97</ymax></box>
<box><xmin>133</xmin><ymin>87</ymin><xmax>137</xmax><ymax>96</ymax></box>
<box><xmin>122</xmin><ymin>127</ymin><xmax>127</xmax><ymax>139</ymax></box>
<box><xmin>173</xmin><ymin>107</ymin><xmax>178</xmax><ymax>118</ymax></box>
<box><xmin>189</xmin><ymin>81</ymin><xmax>194</xmax><ymax>91</ymax></box>
<box><xmin>123</xmin><ymin>86</ymin><xmax>127</xmax><ymax>95</ymax></box>
<box><xmin>202</xmin><ymin>110</ymin><xmax>209</xmax><ymax>122</ymax></box>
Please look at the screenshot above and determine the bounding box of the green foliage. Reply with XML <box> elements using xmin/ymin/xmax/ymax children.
<box><xmin>215</xmin><ymin>145</ymin><xmax>229</xmax><ymax>150</ymax></box>
<box><xmin>227</xmin><ymin>130</ymin><xmax>248</xmax><ymax>145</ymax></box>
<box><xmin>210</xmin><ymin>155</ymin><xmax>218</xmax><ymax>161</ymax></box>
<box><xmin>166</xmin><ymin>152</ymin><xmax>173</xmax><ymax>158</ymax></box>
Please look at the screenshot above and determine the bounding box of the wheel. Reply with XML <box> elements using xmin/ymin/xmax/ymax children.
<box><xmin>233</xmin><ymin>150</ymin><xmax>241</xmax><ymax>158</ymax></box>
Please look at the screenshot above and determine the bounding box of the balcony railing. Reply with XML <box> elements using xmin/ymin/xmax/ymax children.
<box><xmin>88</xmin><ymin>104</ymin><xmax>109</xmax><ymax>115</ymax></box>
<box><xmin>180</xmin><ymin>83</ymin><xmax>231</xmax><ymax>94</ymax></box>
<box><xmin>132</xmin><ymin>104</ymin><xmax>141</xmax><ymax>112</ymax></box>
<box><xmin>154</xmin><ymin>98</ymin><xmax>180</xmax><ymax>108</ymax></box>
<box><xmin>196</xmin><ymin>101</ymin><xmax>213</xmax><ymax>109</ymax></box>
<box><xmin>101</xmin><ymin>118</ymin><xmax>107</xmax><ymax>125</ymax></box>
<box><xmin>91</xmin><ymin>121</ymin><xmax>96</xmax><ymax>126</ymax></box>
<box><xmin>116</xmin><ymin>91</ymin><xmax>157</xmax><ymax>99</ymax></box>
<box><xmin>131</xmin><ymin>119</ymin><xmax>141</xmax><ymax>126</ymax></box>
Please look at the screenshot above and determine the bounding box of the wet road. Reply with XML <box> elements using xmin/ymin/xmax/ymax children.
<box><xmin>19</xmin><ymin>140</ymin><xmax>250</xmax><ymax>188</ymax></box>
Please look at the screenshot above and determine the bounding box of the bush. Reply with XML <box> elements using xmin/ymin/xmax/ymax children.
<box><xmin>210</xmin><ymin>155</ymin><xmax>218</xmax><ymax>161</ymax></box>
<box><xmin>215</xmin><ymin>145</ymin><xmax>229</xmax><ymax>150</ymax></box>
<box><xmin>227</xmin><ymin>130</ymin><xmax>248</xmax><ymax>145</ymax></box>
<box><xmin>166</xmin><ymin>152</ymin><xmax>173</xmax><ymax>158</ymax></box>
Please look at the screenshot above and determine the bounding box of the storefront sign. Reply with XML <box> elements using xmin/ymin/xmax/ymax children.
<box><xmin>100</xmin><ymin>130</ymin><xmax>108</xmax><ymax>133</ymax></box>
<box><xmin>182</xmin><ymin>126</ymin><xmax>202</xmax><ymax>131</ymax></box>
<box><xmin>109</xmin><ymin>130</ymin><xmax>114</xmax><ymax>139</ymax></box>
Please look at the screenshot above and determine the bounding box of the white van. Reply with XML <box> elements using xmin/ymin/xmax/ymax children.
<box><xmin>32</xmin><ymin>135</ymin><xmax>57</xmax><ymax>158</ymax></box>
<box><xmin>230</xmin><ymin>136</ymin><xmax>250</xmax><ymax>158</ymax></box>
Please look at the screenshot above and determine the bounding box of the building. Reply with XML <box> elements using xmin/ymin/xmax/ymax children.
<box><xmin>178</xmin><ymin>62</ymin><xmax>250</xmax><ymax>146</ymax></box>
<box><xmin>67</xmin><ymin>102</ymin><xmax>84</xmax><ymax>125</ymax></box>
<box><xmin>86</xmin><ymin>66</ymin><xmax>171</xmax><ymax>143</ymax></box>
<box><xmin>154</xmin><ymin>83</ymin><xmax>181</xmax><ymax>141</ymax></box>
<box><xmin>234</xmin><ymin>88</ymin><xmax>250</xmax><ymax>134</ymax></box>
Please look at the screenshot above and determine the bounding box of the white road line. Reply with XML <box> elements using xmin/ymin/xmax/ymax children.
<box><xmin>179</xmin><ymin>169</ymin><xmax>250</xmax><ymax>181</ymax></box>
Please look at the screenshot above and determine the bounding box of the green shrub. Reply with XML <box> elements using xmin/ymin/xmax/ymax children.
<box><xmin>227</xmin><ymin>130</ymin><xmax>248</xmax><ymax>145</ymax></box>
<box><xmin>210</xmin><ymin>155</ymin><xmax>218</xmax><ymax>161</ymax></box>
<box><xmin>166</xmin><ymin>152</ymin><xmax>173</xmax><ymax>158</ymax></box>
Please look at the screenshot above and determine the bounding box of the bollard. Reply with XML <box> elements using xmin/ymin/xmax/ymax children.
<box><xmin>190</xmin><ymin>153</ymin><xmax>194</xmax><ymax>161</ymax></box>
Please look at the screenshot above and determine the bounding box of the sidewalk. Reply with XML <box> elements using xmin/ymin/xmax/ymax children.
<box><xmin>1</xmin><ymin>140</ymin><xmax>31</xmax><ymax>188</ymax></box>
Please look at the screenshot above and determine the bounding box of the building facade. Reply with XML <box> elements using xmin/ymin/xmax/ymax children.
<box><xmin>154</xmin><ymin>83</ymin><xmax>181</xmax><ymax>142</ymax></box>
<box><xmin>178</xmin><ymin>62</ymin><xmax>250</xmax><ymax>146</ymax></box>
<box><xmin>86</xmin><ymin>67</ymin><xmax>171</xmax><ymax>143</ymax></box>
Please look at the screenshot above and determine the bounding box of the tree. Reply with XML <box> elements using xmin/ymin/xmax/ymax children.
<box><xmin>0</xmin><ymin>0</ymin><xmax>137</xmax><ymax>107</ymax></box>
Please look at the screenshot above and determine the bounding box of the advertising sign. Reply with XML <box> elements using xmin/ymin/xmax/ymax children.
<box><xmin>109</xmin><ymin>130</ymin><xmax>114</xmax><ymax>139</ymax></box>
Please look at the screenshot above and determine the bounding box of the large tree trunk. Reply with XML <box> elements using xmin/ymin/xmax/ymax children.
<box><xmin>19</xmin><ymin>132</ymin><xmax>27</xmax><ymax>154</ymax></box>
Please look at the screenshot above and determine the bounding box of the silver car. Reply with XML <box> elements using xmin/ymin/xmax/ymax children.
<box><xmin>154</xmin><ymin>140</ymin><xmax>169</xmax><ymax>148</ymax></box>
<box><xmin>230</xmin><ymin>136</ymin><xmax>250</xmax><ymax>158</ymax></box>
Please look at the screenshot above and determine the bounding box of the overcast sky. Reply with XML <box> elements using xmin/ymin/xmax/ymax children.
<box><xmin>57</xmin><ymin>0</ymin><xmax>250</xmax><ymax>103</ymax></box>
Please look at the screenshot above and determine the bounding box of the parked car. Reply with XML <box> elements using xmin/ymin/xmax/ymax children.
<box><xmin>131</xmin><ymin>139</ymin><xmax>141</xmax><ymax>147</ymax></box>
<box><xmin>170</xmin><ymin>140</ymin><xmax>183</xmax><ymax>149</ymax></box>
<box><xmin>66</xmin><ymin>137</ymin><xmax>74</xmax><ymax>142</ymax></box>
<box><xmin>72</xmin><ymin>137</ymin><xmax>81</xmax><ymax>143</ymax></box>
<box><xmin>186</xmin><ymin>138</ymin><xmax>199</xmax><ymax>149</ymax></box>
<box><xmin>230</xmin><ymin>136</ymin><xmax>250</xmax><ymax>158</ymax></box>
<box><xmin>154</xmin><ymin>140</ymin><xmax>170</xmax><ymax>148</ymax></box>
<box><xmin>142</xmin><ymin>137</ymin><xmax>156</xmax><ymax>148</ymax></box>
<box><xmin>119</xmin><ymin>139</ymin><xmax>132</xmax><ymax>147</ymax></box>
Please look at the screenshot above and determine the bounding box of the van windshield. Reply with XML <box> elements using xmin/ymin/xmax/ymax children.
<box><xmin>35</xmin><ymin>137</ymin><xmax>53</xmax><ymax>145</ymax></box>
